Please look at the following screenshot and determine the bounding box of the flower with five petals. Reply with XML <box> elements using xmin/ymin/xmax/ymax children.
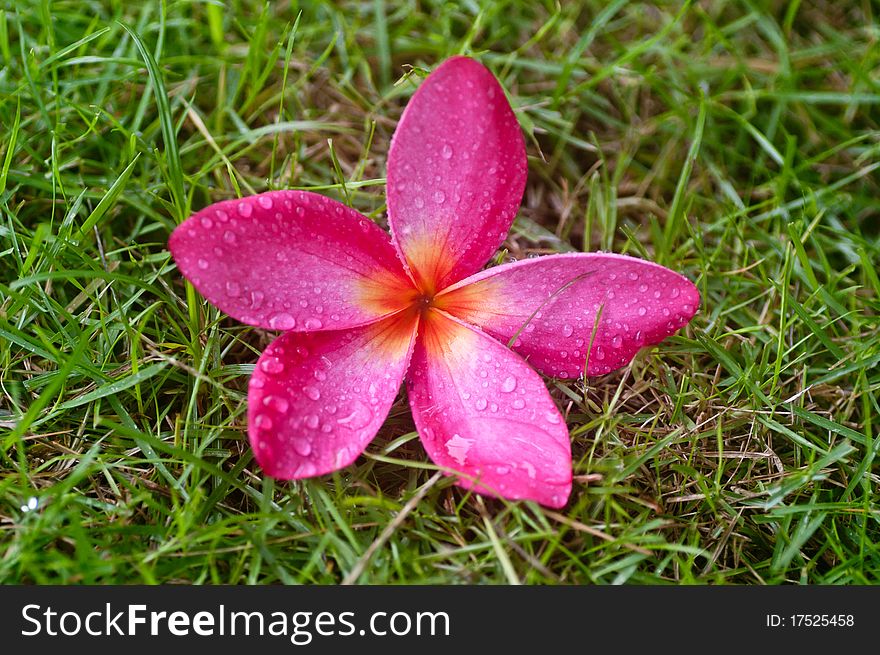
<box><xmin>169</xmin><ymin>56</ymin><xmax>700</xmax><ymax>508</ymax></box>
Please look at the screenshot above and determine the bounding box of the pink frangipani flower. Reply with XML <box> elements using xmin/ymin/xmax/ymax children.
<box><xmin>169</xmin><ymin>57</ymin><xmax>700</xmax><ymax>508</ymax></box>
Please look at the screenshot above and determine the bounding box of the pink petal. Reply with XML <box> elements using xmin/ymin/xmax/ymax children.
<box><xmin>436</xmin><ymin>253</ymin><xmax>700</xmax><ymax>377</ymax></box>
<box><xmin>169</xmin><ymin>190</ymin><xmax>416</xmax><ymax>331</ymax></box>
<box><xmin>407</xmin><ymin>309</ymin><xmax>572</xmax><ymax>508</ymax></box>
<box><xmin>387</xmin><ymin>56</ymin><xmax>527</xmax><ymax>294</ymax></box>
<box><xmin>248</xmin><ymin>311</ymin><xmax>419</xmax><ymax>478</ymax></box>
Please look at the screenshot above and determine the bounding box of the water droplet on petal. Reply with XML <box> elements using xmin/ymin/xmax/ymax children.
<box><xmin>303</xmin><ymin>386</ymin><xmax>321</xmax><ymax>401</ymax></box>
<box><xmin>611</xmin><ymin>334</ymin><xmax>623</xmax><ymax>348</ymax></box>
<box><xmin>434</xmin><ymin>190</ymin><xmax>446</xmax><ymax>204</ymax></box>
<box><xmin>257</xmin><ymin>195</ymin><xmax>273</xmax><ymax>209</ymax></box>
<box><xmin>294</xmin><ymin>439</ymin><xmax>312</xmax><ymax>457</ymax></box>
<box><xmin>197</xmin><ymin>258</ymin><xmax>209</xmax><ymax>270</ymax></box>
<box><xmin>238</xmin><ymin>201</ymin><xmax>253</xmax><ymax>217</ymax></box>
<box><xmin>225</xmin><ymin>281</ymin><xmax>241</xmax><ymax>297</ymax></box>
<box><xmin>562</xmin><ymin>324</ymin><xmax>574</xmax><ymax>337</ymax></box>
<box><xmin>200</xmin><ymin>217</ymin><xmax>213</xmax><ymax>228</ymax></box>
<box><xmin>263</xmin><ymin>395</ymin><xmax>289</xmax><ymax>413</ymax></box>
<box><xmin>314</xmin><ymin>370</ymin><xmax>327</xmax><ymax>381</ymax></box>
<box><xmin>269</xmin><ymin>313</ymin><xmax>296</xmax><ymax>330</ymax></box>
<box><xmin>475</xmin><ymin>398</ymin><xmax>488</xmax><ymax>411</ymax></box>
<box><xmin>223</xmin><ymin>230</ymin><xmax>237</xmax><ymax>244</ymax></box>
<box><xmin>304</xmin><ymin>318</ymin><xmax>323</xmax><ymax>330</ymax></box>
<box><xmin>250</xmin><ymin>290</ymin><xmax>265</xmax><ymax>310</ymax></box>
<box><xmin>545</xmin><ymin>411</ymin><xmax>561</xmax><ymax>424</ymax></box>
<box><xmin>441</xmin><ymin>143</ymin><xmax>453</xmax><ymax>159</ymax></box>
<box><xmin>260</xmin><ymin>357</ymin><xmax>285</xmax><ymax>375</ymax></box>
<box><xmin>414</xmin><ymin>197</ymin><xmax>425</xmax><ymax>209</ymax></box>
<box><xmin>512</xmin><ymin>398</ymin><xmax>525</xmax><ymax>409</ymax></box>
<box><xmin>304</xmin><ymin>414</ymin><xmax>319</xmax><ymax>429</ymax></box>
<box><xmin>216</xmin><ymin>209</ymin><xmax>229</xmax><ymax>222</ymax></box>
<box><xmin>638</xmin><ymin>306</ymin><xmax>647</xmax><ymax>316</ymax></box>
<box><xmin>254</xmin><ymin>414</ymin><xmax>273</xmax><ymax>430</ymax></box>
<box><xmin>501</xmin><ymin>375</ymin><xmax>517</xmax><ymax>393</ymax></box>
<box><xmin>445</xmin><ymin>434</ymin><xmax>472</xmax><ymax>465</ymax></box>
<box><xmin>336</xmin><ymin>400</ymin><xmax>372</xmax><ymax>430</ymax></box>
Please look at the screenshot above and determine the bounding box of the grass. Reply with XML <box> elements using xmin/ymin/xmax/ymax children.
<box><xmin>1</xmin><ymin>0</ymin><xmax>878</xmax><ymax>584</ymax></box>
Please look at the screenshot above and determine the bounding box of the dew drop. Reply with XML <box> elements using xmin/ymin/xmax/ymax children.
<box><xmin>562</xmin><ymin>324</ymin><xmax>574</xmax><ymax>337</ymax></box>
<box><xmin>628</xmin><ymin>271</ymin><xmax>639</xmax><ymax>281</ymax></box>
<box><xmin>200</xmin><ymin>216</ymin><xmax>213</xmax><ymax>228</ymax></box>
<box><xmin>445</xmin><ymin>434</ymin><xmax>472</xmax><ymax>466</ymax></box>
<box><xmin>303</xmin><ymin>386</ymin><xmax>321</xmax><ymax>401</ymax></box>
<box><xmin>434</xmin><ymin>190</ymin><xmax>446</xmax><ymax>204</ymax></box>
<box><xmin>336</xmin><ymin>400</ymin><xmax>372</xmax><ymax>430</ymax></box>
<box><xmin>223</xmin><ymin>230</ymin><xmax>237</xmax><ymax>244</ymax></box>
<box><xmin>263</xmin><ymin>395</ymin><xmax>289</xmax><ymax>413</ymax></box>
<box><xmin>545</xmin><ymin>411</ymin><xmax>561</xmax><ymax>425</ymax></box>
<box><xmin>304</xmin><ymin>414</ymin><xmax>319</xmax><ymax>429</ymax></box>
<box><xmin>225</xmin><ymin>281</ymin><xmax>241</xmax><ymax>297</ymax></box>
<box><xmin>441</xmin><ymin>143</ymin><xmax>453</xmax><ymax>159</ymax></box>
<box><xmin>254</xmin><ymin>414</ymin><xmax>273</xmax><ymax>430</ymax></box>
<box><xmin>414</xmin><ymin>197</ymin><xmax>425</xmax><ymax>209</ymax></box>
<box><xmin>304</xmin><ymin>318</ymin><xmax>323</xmax><ymax>330</ymax></box>
<box><xmin>501</xmin><ymin>375</ymin><xmax>517</xmax><ymax>393</ymax></box>
<box><xmin>314</xmin><ymin>370</ymin><xmax>327</xmax><ymax>381</ymax></box>
<box><xmin>638</xmin><ymin>306</ymin><xmax>647</xmax><ymax>316</ymax></box>
<box><xmin>216</xmin><ymin>209</ymin><xmax>229</xmax><ymax>222</ymax></box>
<box><xmin>260</xmin><ymin>357</ymin><xmax>285</xmax><ymax>375</ymax></box>
<box><xmin>475</xmin><ymin>398</ymin><xmax>488</xmax><ymax>411</ymax></box>
<box><xmin>611</xmin><ymin>334</ymin><xmax>623</xmax><ymax>348</ymax></box>
<box><xmin>294</xmin><ymin>439</ymin><xmax>312</xmax><ymax>457</ymax></box>
<box><xmin>250</xmin><ymin>290</ymin><xmax>265</xmax><ymax>310</ymax></box>
<box><xmin>671</xmin><ymin>287</ymin><xmax>681</xmax><ymax>299</ymax></box>
<box><xmin>257</xmin><ymin>195</ymin><xmax>274</xmax><ymax>209</ymax></box>
<box><xmin>197</xmin><ymin>258</ymin><xmax>209</xmax><ymax>270</ymax></box>
<box><xmin>237</xmin><ymin>201</ymin><xmax>253</xmax><ymax>217</ymax></box>
<box><xmin>269</xmin><ymin>313</ymin><xmax>296</xmax><ymax>330</ymax></box>
<box><xmin>512</xmin><ymin>398</ymin><xmax>525</xmax><ymax>409</ymax></box>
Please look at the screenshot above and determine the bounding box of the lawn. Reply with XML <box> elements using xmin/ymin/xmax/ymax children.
<box><xmin>1</xmin><ymin>0</ymin><xmax>878</xmax><ymax>584</ymax></box>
